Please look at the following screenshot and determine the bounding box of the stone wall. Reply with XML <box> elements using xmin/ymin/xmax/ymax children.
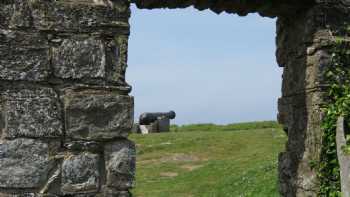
<box><xmin>277</xmin><ymin>2</ymin><xmax>350</xmax><ymax>196</ymax></box>
<box><xmin>2</xmin><ymin>0</ymin><xmax>350</xmax><ymax>196</ymax></box>
<box><xmin>0</xmin><ymin>0</ymin><xmax>135</xmax><ymax>196</ymax></box>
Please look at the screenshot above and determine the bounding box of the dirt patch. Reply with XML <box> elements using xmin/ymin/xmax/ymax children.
<box><xmin>180</xmin><ymin>164</ymin><xmax>204</xmax><ymax>171</ymax></box>
<box><xmin>160</xmin><ymin>172</ymin><xmax>178</xmax><ymax>177</ymax></box>
<box><xmin>160</xmin><ymin>153</ymin><xmax>200</xmax><ymax>163</ymax></box>
<box><xmin>138</xmin><ymin>153</ymin><xmax>200</xmax><ymax>165</ymax></box>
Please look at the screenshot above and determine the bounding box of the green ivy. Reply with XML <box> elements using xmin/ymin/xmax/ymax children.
<box><xmin>318</xmin><ymin>35</ymin><xmax>350</xmax><ymax>196</ymax></box>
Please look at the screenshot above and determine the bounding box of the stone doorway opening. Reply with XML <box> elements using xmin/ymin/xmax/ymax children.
<box><xmin>128</xmin><ymin>6</ymin><xmax>281</xmax><ymax>125</ymax></box>
<box><xmin>127</xmin><ymin>5</ymin><xmax>285</xmax><ymax>196</ymax></box>
<box><xmin>128</xmin><ymin>1</ymin><xmax>335</xmax><ymax>196</ymax></box>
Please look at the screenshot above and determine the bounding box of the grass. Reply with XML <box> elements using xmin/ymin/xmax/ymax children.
<box><xmin>130</xmin><ymin>121</ymin><xmax>287</xmax><ymax>197</ymax></box>
<box><xmin>170</xmin><ymin>121</ymin><xmax>282</xmax><ymax>132</ymax></box>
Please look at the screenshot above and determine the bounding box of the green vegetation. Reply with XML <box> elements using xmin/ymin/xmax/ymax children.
<box><xmin>130</xmin><ymin>121</ymin><xmax>286</xmax><ymax>197</ymax></box>
<box><xmin>318</xmin><ymin>33</ymin><xmax>350</xmax><ymax>196</ymax></box>
<box><xmin>170</xmin><ymin>121</ymin><xmax>282</xmax><ymax>132</ymax></box>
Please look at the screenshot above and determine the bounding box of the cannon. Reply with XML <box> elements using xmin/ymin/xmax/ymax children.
<box><xmin>139</xmin><ymin>111</ymin><xmax>176</xmax><ymax>125</ymax></box>
<box><xmin>134</xmin><ymin>111</ymin><xmax>176</xmax><ymax>134</ymax></box>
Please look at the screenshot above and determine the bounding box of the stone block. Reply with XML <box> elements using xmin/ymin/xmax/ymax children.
<box><xmin>61</xmin><ymin>153</ymin><xmax>100</xmax><ymax>194</ymax></box>
<box><xmin>0</xmin><ymin>0</ymin><xmax>33</xmax><ymax>29</ymax></box>
<box><xmin>52</xmin><ymin>37</ymin><xmax>106</xmax><ymax>80</ymax></box>
<box><xmin>278</xmin><ymin>152</ymin><xmax>295</xmax><ymax>196</ymax></box>
<box><xmin>64</xmin><ymin>89</ymin><xmax>134</xmax><ymax>140</ymax></box>
<box><xmin>0</xmin><ymin>139</ymin><xmax>51</xmax><ymax>189</ymax></box>
<box><xmin>0</xmin><ymin>2</ymin><xmax>12</xmax><ymax>28</ymax></box>
<box><xmin>0</xmin><ymin>193</ymin><xmax>39</xmax><ymax>197</ymax></box>
<box><xmin>106</xmin><ymin>35</ymin><xmax>129</xmax><ymax>84</ymax></box>
<box><xmin>104</xmin><ymin>140</ymin><xmax>136</xmax><ymax>190</ymax></box>
<box><xmin>0</xmin><ymin>0</ymin><xmax>130</xmax><ymax>33</ymax></box>
<box><xmin>282</xmin><ymin>49</ymin><xmax>331</xmax><ymax>97</ymax></box>
<box><xmin>0</xmin><ymin>29</ymin><xmax>50</xmax><ymax>81</ymax></box>
<box><xmin>0</xmin><ymin>86</ymin><xmax>63</xmax><ymax>139</ymax></box>
<box><xmin>64</xmin><ymin>141</ymin><xmax>101</xmax><ymax>153</ymax></box>
<box><xmin>103</xmin><ymin>186</ymin><xmax>131</xmax><ymax>197</ymax></box>
<box><xmin>30</xmin><ymin>0</ymin><xmax>130</xmax><ymax>33</ymax></box>
<box><xmin>52</xmin><ymin>36</ymin><xmax>128</xmax><ymax>84</ymax></box>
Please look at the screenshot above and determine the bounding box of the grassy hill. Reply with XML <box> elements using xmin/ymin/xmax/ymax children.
<box><xmin>130</xmin><ymin>121</ymin><xmax>287</xmax><ymax>197</ymax></box>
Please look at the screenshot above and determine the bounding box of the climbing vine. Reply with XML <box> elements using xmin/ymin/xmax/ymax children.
<box><xmin>318</xmin><ymin>32</ymin><xmax>350</xmax><ymax>196</ymax></box>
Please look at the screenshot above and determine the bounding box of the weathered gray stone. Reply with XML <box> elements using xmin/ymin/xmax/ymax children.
<box><xmin>39</xmin><ymin>164</ymin><xmax>62</xmax><ymax>196</ymax></box>
<box><xmin>52</xmin><ymin>37</ymin><xmax>106</xmax><ymax>80</ymax></box>
<box><xmin>336</xmin><ymin>116</ymin><xmax>350</xmax><ymax>197</ymax></box>
<box><xmin>132</xmin><ymin>0</ymin><xmax>314</xmax><ymax>17</ymax></box>
<box><xmin>0</xmin><ymin>0</ymin><xmax>130</xmax><ymax>32</ymax></box>
<box><xmin>30</xmin><ymin>0</ymin><xmax>130</xmax><ymax>33</ymax></box>
<box><xmin>278</xmin><ymin>152</ymin><xmax>295</xmax><ymax>196</ymax></box>
<box><xmin>0</xmin><ymin>192</ymin><xmax>46</xmax><ymax>197</ymax></box>
<box><xmin>0</xmin><ymin>29</ymin><xmax>50</xmax><ymax>81</ymax></box>
<box><xmin>0</xmin><ymin>0</ymin><xmax>33</xmax><ymax>29</ymax></box>
<box><xmin>0</xmin><ymin>192</ymin><xmax>37</xmax><ymax>197</ymax></box>
<box><xmin>0</xmin><ymin>87</ymin><xmax>63</xmax><ymax>139</ymax></box>
<box><xmin>278</xmin><ymin>92</ymin><xmax>324</xmax><ymax>196</ymax></box>
<box><xmin>104</xmin><ymin>140</ymin><xmax>136</xmax><ymax>190</ymax></box>
<box><xmin>64</xmin><ymin>141</ymin><xmax>101</xmax><ymax>153</ymax></box>
<box><xmin>73</xmin><ymin>194</ymin><xmax>101</xmax><ymax>197</ymax></box>
<box><xmin>0</xmin><ymin>139</ymin><xmax>51</xmax><ymax>189</ymax></box>
<box><xmin>106</xmin><ymin>35</ymin><xmax>129</xmax><ymax>84</ymax></box>
<box><xmin>52</xmin><ymin>36</ymin><xmax>129</xmax><ymax>85</ymax></box>
<box><xmin>0</xmin><ymin>0</ymin><xmax>133</xmax><ymax>196</ymax></box>
<box><xmin>102</xmin><ymin>187</ymin><xmax>131</xmax><ymax>197</ymax></box>
<box><xmin>281</xmin><ymin>50</ymin><xmax>331</xmax><ymax>97</ymax></box>
<box><xmin>64</xmin><ymin>89</ymin><xmax>133</xmax><ymax>140</ymax></box>
<box><xmin>275</xmin><ymin>5</ymin><xmax>340</xmax><ymax>196</ymax></box>
<box><xmin>0</xmin><ymin>2</ymin><xmax>13</xmax><ymax>29</ymax></box>
<box><xmin>61</xmin><ymin>153</ymin><xmax>100</xmax><ymax>194</ymax></box>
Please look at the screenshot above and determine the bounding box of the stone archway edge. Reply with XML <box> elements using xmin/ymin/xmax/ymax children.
<box><xmin>131</xmin><ymin>0</ymin><xmax>315</xmax><ymax>17</ymax></box>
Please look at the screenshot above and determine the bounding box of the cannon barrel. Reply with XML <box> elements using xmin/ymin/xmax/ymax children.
<box><xmin>139</xmin><ymin>111</ymin><xmax>176</xmax><ymax>125</ymax></box>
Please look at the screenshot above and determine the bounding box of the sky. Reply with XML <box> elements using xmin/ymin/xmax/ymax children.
<box><xmin>127</xmin><ymin>5</ymin><xmax>282</xmax><ymax>125</ymax></box>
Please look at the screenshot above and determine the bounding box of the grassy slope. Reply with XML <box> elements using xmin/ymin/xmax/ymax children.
<box><xmin>130</xmin><ymin>122</ymin><xmax>287</xmax><ymax>197</ymax></box>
